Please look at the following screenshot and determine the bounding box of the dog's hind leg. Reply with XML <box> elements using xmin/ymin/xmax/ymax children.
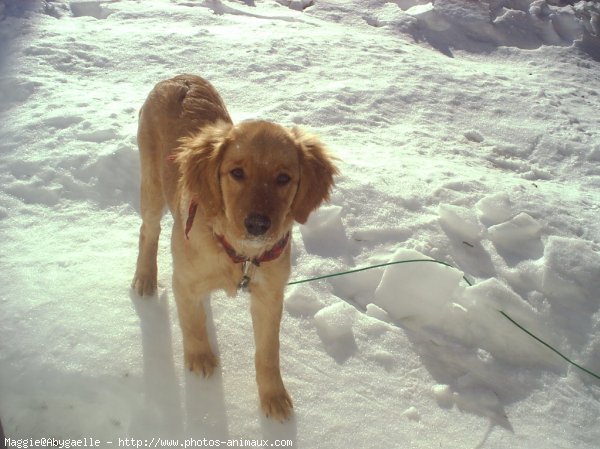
<box><xmin>132</xmin><ymin>122</ymin><xmax>165</xmax><ymax>296</ymax></box>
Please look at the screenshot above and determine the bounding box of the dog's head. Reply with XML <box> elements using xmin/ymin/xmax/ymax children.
<box><xmin>176</xmin><ymin>120</ymin><xmax>338</xmax><ymax>253</ymax></box>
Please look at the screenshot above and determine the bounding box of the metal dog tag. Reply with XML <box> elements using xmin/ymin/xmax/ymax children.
<box><xmin>238</xmin><ymin>261</ymin><xmax>252</xmax><ymax>291</ymax></box>
<box><xmin>238</xmin><ymin>275</ymin><xmax>251</xmax><ymax>291</ymax></box>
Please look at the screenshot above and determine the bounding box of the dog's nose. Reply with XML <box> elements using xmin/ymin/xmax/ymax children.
<box><xmin>244</xmin><ymin>213</ymin><xmax>271</xmax><ymax>236</ymax></box>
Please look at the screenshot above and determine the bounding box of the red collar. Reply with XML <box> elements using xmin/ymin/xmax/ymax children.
<box><xmin>215</xmin><ymin>232</ymin><xmax>290</xmax><ymax>266</ymax></box>
<box><xmin>185</xmin><ymin>200</ymin><xmax>289</xmax><ymax>266</ymax></box>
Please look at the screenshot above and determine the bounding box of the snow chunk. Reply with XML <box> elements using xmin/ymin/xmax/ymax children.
<box><xmin>284</xmin><ymin>285</ymin><xmax>325</xmax><ymax>317</ymax></box>
<box><xmin>370</xmin><ymin>349</ymin><xmax>396</xmax><ymax>370</ymax></box>
<box><xmin>76</xmin><ymin>127</ymin><xmax>119</xmax><ymax>143</ymax></box>
<box><xmin>439</xmin><ymin>204</ymin><xmax>485</xmax><ymax>240</ymax></box>
<box><xmin>373</xmin><ymin>248</ymin><xmax>464</xmax><ymax>323</ymax></box>
<box><xmin>453</xmin><ymin>381</ymin><xmax>501</xmax><ymax>419</ymax></box>
<box><xmin>364</xmin><ymin>2</ymin><xmax>417</xmax><ymax>32</ymax></box>
<box><xmin>70</xmin><ymin>1</ymin><xmax>113</xmax><ymax>19</ymax></box>
<box><xmin>0</xmin><ymin>77</ymin><xmax>39</xmax><ymax>104</ymax></box>
<box><xmin>405</xmin><ymin>3</ymin><xmax>433</xmax><ymax>16</ymax></box>
<box><xmin>455</xmin><ymin>278</ymin><xmax>553</xmax><ymax>364</ymax></box>
<box><xmin>330</xmin><ymin>265</ymin><xmax>383</xmax><ymax>308</ymax></box>
<box><xmin>431</xmin><ymin>384</ymin><xmax>453</xmax><ymax>409</ymax></box>
<box><xmin>275</xmin><ymin>0</ymin><xmax>314</xmax><ymax>11</ymax></box>
<box><xmin>300</xmin><ymin>205</ymin><xmax>349</xmax><ymax>259</ymax></box>
<box><xmin>365</xmin><ymin>303</ymin><xmax>392</xmax><ymax>323</ymax></box>
<box><xmin>464</xmin><ymin>130</ymin><xmax>484</xmax><ymax>143</ymax></box>
<box><xmin>314</xmin><ymin>302</ymin><xmax>357</xmax><ymax>342</ymax></box>
<box><xmin>476</xmin><ymin>193</ymin><xmax>514</xmax><ymax>225</ymax></box>
<box><xmin>588</xmin><ymin>145</ymin><xmax>600</xmax><ymax>162</ymax></box>
<box><xmin>401</xmin><ymin>406</ymin><xmax>420</xmax><ymax>421</ymax></box>
<box><xmin>488</xmin><ymin>212</ymin><xmax>543</xmax><ymax>261</ymax></box>
<box><xmin>541</xmin><ymin>236</ymin><xmax>600</xmax><ymax>310</ymax></box>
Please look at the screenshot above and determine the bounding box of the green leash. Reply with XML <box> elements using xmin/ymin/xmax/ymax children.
<box><xmin>288</xmin><ymin>258</ymin><xmax>473</xmax><ymax>286</ymax></box>
<box><xmin>288</xmin><ymin>258</ymin><xmax>600</xmax><ymax>382</ymax></box>
<box><xmin>499</xmin><ymin>311</ymin><xmax>600</xmax><ymax>381</ymax></box>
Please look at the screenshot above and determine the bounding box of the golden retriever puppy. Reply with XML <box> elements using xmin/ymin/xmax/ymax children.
<box><xmin>132</xmin><ymin>74</ymin><xmax>338</xmax><ymax>421</ymax></box>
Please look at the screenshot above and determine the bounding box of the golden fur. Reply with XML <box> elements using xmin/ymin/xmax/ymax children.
<box><xmin>132</xmin><ymin>74</ymin><xmax>338</xmax><ymax>421</ymax></box>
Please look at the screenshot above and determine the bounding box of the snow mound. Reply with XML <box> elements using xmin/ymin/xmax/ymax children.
<box><xmin>363</xmin><ymin>0</ymin><xmax>598</xmax><ymax>57</ymax></box>
<box><xmin>542</xmin><ymin>236</ymin><xmax>600</xmax><ymax>308</ymax></box>
<box><xmin>540</xmin><ymin>236</ymin><xmax>600</xmax><ymax>346</ymax></box>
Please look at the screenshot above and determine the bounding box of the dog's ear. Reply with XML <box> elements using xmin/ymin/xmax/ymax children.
<box><xmin>175</xmin><ymin>120</ymin><xmax>233</xmax><ymax>218</ymax></box>
<box><xmin>291</xmin><ymin>127</ymin><xmax>339</xmax><ymax>224</ymax></box>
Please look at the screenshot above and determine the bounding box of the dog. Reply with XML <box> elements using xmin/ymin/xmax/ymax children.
<box><xmin>131</xmin><ymin>74</ymin><xmax>338</xmax><ymax>421</ymax></box>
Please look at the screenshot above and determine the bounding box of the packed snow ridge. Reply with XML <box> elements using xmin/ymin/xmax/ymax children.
<box><xmin>364</xmin><ymin>0</ymin><xmax>600</xmax><ymax>57</ymax></box>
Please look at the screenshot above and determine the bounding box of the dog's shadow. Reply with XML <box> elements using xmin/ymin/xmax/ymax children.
<box><xmin>129</xmin><ymin>291</ymin><xmax>230</xmax><ymax>439</ymax></box>
<box><xmin>183</xmin><ymin>300</ymin><xmax>230</xmax><ymax>440</ymax></box>
<box><xmin>260</xmin><ymin>412</ymin><xmax>298</xmax><ymax>445</ymax></box>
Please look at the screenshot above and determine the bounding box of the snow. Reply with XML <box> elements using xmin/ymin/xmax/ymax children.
<box><xmin>299</xmin><ymin>204</ymin><xmax>349</xmax><ymax>260</ymax></box>
<box><xmin>487</xmin><ymin>212</ymin><xmax>543</xmax><ymax>261</ymax></box>
<box><xmin>439</xmin><ymin>203</ymin><xmax>486</xmax><ymax>240</ymax></box>
<box><xmin>476</xmin><ymin>192</ymin><xmax>515</xmax><ymax>225</ymax></box>
<box><xmin>314</xmin><ymin>301</ymin><xmax>357</xmax><ymax>341</ymax></box>
<box><xmin>373</xmin><ymin>248</ymin><xmax>465</xmax><ymax>323</ymax></box>
<box><xmin>1</xmin><ymin>0</ymin><xmax>600</xmax><ymax>447</ymax></box>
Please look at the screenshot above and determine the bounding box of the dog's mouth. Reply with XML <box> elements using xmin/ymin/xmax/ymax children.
<box><xmin>236</xmin><ymin>231</ymin><xmax>283</xmax><ymax>255</ymax></box>
<box><xmin>219</xmin><ymin>228</ymin><xmax>274</xmax><ymax>256</ymax></box>
<box><xmin>242</xmin><ymin>235</ymin><xmax>272</xmax><ymax>248</ymax></box>
<box><xmin>217</xmin><ymin>230</ymin><xmax>289</xmax><ymax>266</ymax></box>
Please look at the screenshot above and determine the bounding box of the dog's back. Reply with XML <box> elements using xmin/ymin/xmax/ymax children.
<box><xmin>137</xmin><ymin>75</ymin><xmax>232</xmax><ymax>210</ymax></box>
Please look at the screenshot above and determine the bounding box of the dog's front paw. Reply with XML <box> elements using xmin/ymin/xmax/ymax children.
<box><xmin>260</xmin><ymin>388</ymin><xmax>293</xmax><ymax>422</ymax></box>
<box><xmin>131</xmin><ymin>271</ymin><xmax>157</xmax><ymax>297</ymax></box>
<box><xmin>185</xmin><ymin>350</ymin><xmax>218</xmax><ymax>377</ymax></box>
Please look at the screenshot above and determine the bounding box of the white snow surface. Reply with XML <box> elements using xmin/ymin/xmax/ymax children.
<box><xmin>1</xmin><ymin>0</ymin><xmax>600</xmax><ymax>447</ymax></box>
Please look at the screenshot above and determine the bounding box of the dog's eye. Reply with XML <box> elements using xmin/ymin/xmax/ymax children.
<box><xmin>230</xmin><ymin>168</ymin><xmax>245</xmax><ymax>180</ymax></box>
<box><xmin>276</xmin><ymin>173</ymin><xmax>291</xmax><ymax>186</ymax></box>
